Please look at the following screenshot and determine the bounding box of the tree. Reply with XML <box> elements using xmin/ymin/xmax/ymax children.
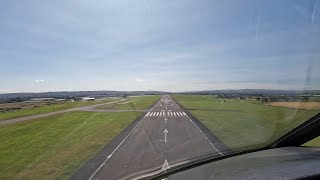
<box><xmin>262</xmin><ymin>97</ymin><xmax>269</xmax><ymax>103</ymax></box>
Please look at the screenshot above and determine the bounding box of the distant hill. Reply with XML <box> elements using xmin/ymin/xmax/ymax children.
<box><xmin>178</xmin><ymin>89</ymin><xmax>320</xmax><ymax>96</ymax></box>
<box><xmin>0</xmin><ymin>91</ymin><xmax>167</xmax><ymax>99</ymax></box>
<box><xmin>0</xmin><ymin>89</ymin><xmax>319</xmax><ymax>99</ymax></box>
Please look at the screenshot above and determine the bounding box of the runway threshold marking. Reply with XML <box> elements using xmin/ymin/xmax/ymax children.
<box><xmin>145</xmin><ymin>111</ymin><xmax>187</xmax><ymax>117</ymax></box>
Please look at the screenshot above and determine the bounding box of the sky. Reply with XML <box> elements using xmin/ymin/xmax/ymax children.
<box><xmin>0</xmin><ymin>0</ymin><xmax>320</xmax><ymax>93</ymax></box>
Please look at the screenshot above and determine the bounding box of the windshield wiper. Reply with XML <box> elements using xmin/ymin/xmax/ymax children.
<box><xmin>269</xmin><ymin>113</ymin><xmax>320</xmax><ymax>148</ymax></box>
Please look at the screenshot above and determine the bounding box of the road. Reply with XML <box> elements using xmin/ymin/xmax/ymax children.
<box><xmin>77</xmin><ymin>95</ymin><xmax>228</xmax><ymax>180</ymax></box>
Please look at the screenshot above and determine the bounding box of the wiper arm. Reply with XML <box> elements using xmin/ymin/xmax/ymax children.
<box><xmin>269</xmin><ymin>113</ymin><xmax>320</xmax><ymax>148</ymax></box>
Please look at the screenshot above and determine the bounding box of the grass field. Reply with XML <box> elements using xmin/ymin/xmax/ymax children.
<box><xmin>0</xmin><ymin>111</ymin><xmax>141</xmax><ymax>179</ymax></box>
<box><xmin>270</xmin><ymin>102</ymin><xmax>320</xmax><ymax>110</ymax></box>
<box><xmin>174</xmin><ymin>95</ymin><xmax>319</xmax><ymax>150</ymax></box>
<box><xmin>0</xmin><ymin>100</ymin><xmax>112</xmax><ymax>121</ymax></box>
<box><xmin>304</xmin><ymin>136</ymin><xmax>320</xmax><ymax>147</ymax></box>
<box><xmin>96</xmin><ymin>95</ymin><xmax>160</xmax><ymax>110</ymax></box>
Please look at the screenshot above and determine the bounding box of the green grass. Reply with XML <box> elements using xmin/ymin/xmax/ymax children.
<box><xmin>304</xmin><ymin>137</ymin><xmax>320</xmax><ymax>147</ymax></box>
<box><xmin>0</xmin><ymin>100</ymin><xmax>111</xmax><ymax>121</ymax></box>
<box><xmin>173</xmin><ymin>95</ymin><xmax>319</xmax><ymax>150</ymax></box>
<box><xmin>97</xmin><ymin>95</ymin><xmax>160</xmax><ymax>110</ymax></box>
<box><xmin>0</xmin><ymin>111</ymin><xmax>141</xmax><ymax>179</ymax></box>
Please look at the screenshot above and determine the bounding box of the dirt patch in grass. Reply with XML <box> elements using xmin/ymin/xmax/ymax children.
<box><xmin>270</xmin><ymin>102</ymin><xmax>320</xmax><ymax>110</ymax></box>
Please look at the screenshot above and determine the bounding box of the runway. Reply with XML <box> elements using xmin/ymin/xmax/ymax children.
<box><xmin>72</xmin><ymin>95</ymin><xmax>228</xmax><ymax>180</ymax></box>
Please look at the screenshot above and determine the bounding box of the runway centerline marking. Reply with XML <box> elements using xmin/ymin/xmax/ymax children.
<box><xmin>164</xmin><ymin>129</ymin><xmax>168</xmax><ymax>143</ymax></box>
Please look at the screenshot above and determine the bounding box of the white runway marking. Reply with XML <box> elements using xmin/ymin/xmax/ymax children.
<box><xmin>147</xmin><ymin>111</ymin><xmax>188</xmax><ymax>117</ymax></box>
<box><xmin>184</xmin><ymin>114</ymin><xmax>224</xmax><ymax>156</ymax></box>
<box><xmin>89</xmin><ymin>99</ymin><xmax>159</xmax><ymax>180</ymax></box>
<box><xmin>164</xmin><ymin>129</ymin><xmax>168</xmax><ymax>143</ymax></box>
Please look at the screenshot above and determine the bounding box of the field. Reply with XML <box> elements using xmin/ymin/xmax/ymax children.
<box><xmin>0</xmin><ymin>111</ymin><xmax>141</xmax><ymax>179</ymax></box>
<box><xmin>0</xmin><ymin>100</ymin><xmax>113</xmax><ymax>121</ymax></box>
<box><xmin>270</xmin><ymin>102</ymin><xmax>320</xmax><ymax>110</ymax></box>
<box><xmin>0</xmin><ymin>95</ymin><xmax>161</xmax><ymax>179</ymax></box>
<box><xmin>173</xmin><ymin>95</ymin><xmax>319</xmax><ymax>150</ymax></box>
<box><xmin>96</xmin><ymin>95</ymin><xmax>160</xmax><ymax>110</ymax></box>
<box><xmin>304</xmin><ymin>136</ymin><xmax>320</xmax><ymax>146</ymax></box>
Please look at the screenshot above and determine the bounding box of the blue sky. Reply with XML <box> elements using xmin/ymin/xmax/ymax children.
<box><xmin>0</xmin><ymin>0</ymin><xmax>320</xmax><ymax>93</ymax></box>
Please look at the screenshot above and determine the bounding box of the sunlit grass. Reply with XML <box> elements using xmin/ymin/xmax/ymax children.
<box><xmin>0</xmin><ymin>111</ymin><xmax>141</xmax><ymax>179</ymax></box>
<box><xmin>174</xmin><ymin>95</ymin><xmax>319</xmax><ymax>150</ymax></box>
<box><xmin>96</xmin><ymin>95</ymin><xmax>160</xmax><ymax>110</ymax></box>
<box><xmin>0</xmin><ymin>100</ymin><xmax>111</xmax><ymax>121</ymax></box>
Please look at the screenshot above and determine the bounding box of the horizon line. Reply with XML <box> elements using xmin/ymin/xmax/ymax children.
<box><xmin>1</xmin><ymin>88</ymin><xmax>320</xmax><ymax>95</ymax></box>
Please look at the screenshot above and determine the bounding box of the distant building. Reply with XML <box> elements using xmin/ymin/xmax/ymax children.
<box><xmin>81</xmin><ymin>97</ymin><xmax>95</xmax><ymax>101</ymax></box>
<box><xmin>55</xmin><ymin>99</ymin><xmax>67</xmax><ymax>102</ymax></box>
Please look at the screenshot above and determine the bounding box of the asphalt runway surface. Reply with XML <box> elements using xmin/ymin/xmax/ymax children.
<box><xmin>73</xmin><ymin>95</ymin><xmax>229</xmax><ymax>180</ymax></box>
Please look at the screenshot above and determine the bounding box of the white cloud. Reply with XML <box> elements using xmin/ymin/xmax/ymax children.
<box><xmin>0</xmin><ymin>89</ymin><xmax>10</xmax><ymax>94</ymax></box>
<box><xmin>35</xmin><ymin>79</ymin><xmax>45</xmax><ymax>83</ymax></box>
<box><xmin>135</xmin><ymin>78</ymin><xmax>144</xmax><ymax>82</ymax></box>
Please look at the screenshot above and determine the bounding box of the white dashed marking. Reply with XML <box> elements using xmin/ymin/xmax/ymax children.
<box><xmin>145</xmin><ymin>111</ymin><xmax>187</xmax><ymax>117</ymax></box>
